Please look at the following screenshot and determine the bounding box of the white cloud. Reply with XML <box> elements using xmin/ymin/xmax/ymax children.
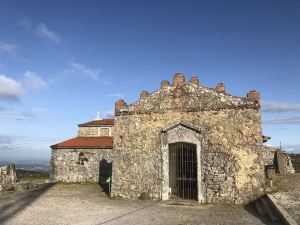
<box><xmin>0</xmin><ymin>134</ymin><xmax>14</xmax><ymax>145</ymax></box>
<box><xmin>264</xmin><ymin>143</ymin><xmax>275</xmax><ymax>148</ymax></box>
<box><xmin>107</xmin><ymin>93</ymin><xmax>127</xmax><ymax>98</ymax></box>
<box><xmin>70</xmin><ymin>62</ymin><xmax>100</xmax><ymax>80</ymax></box>
<box><xmin>0</xmin><ymin>74</ymin><xmax>23</xmax><ymax>101</ymax></box>
<box><xmin>19</xmin><ymin>19</ymin><xmax>61</xmax><ymax>43</ymax></box>
<box><xmin>50</xmin><ymin>61</ymin><xmax>110</xmax><ymax>85</ymax></box>
<box><xmin>19</xmin><ymin>17</ymin><xmax>32</xmax><ymax>31</ymax></box>
<box><xmin>69</xmin><ymin>62</ymin><xmax>110</xmax><ymax>84</ymax></box>
<box><xmin>281</xmin><ymin>144</ymin><xmax>300</xmax><ymax>153</ymax></box>
<box><xmin>102</xmin><ymin>110</ymin><xmax>114</xmax><ymax>118</ymax></box>
<box><xmin>0</xmin><ymin>42</ymin><xmax>18</xmax><ymax>57</ymax></box>
<box><xmin>24</xmin><ymin>71</ymin><xmax>48</xmax><ymax>92</ymax></box>
<box><xmin>0</xmin><ymin>106</ymin><xmax>45</xmax><ymax>121</ymax></box>
<box><xmin>264</xmin><ymin>143</ymin><xmax>300</xmax><ymax>154</ymax></box>
<box><xmin>36</xmin><ymin>23</ymin><xmax>61</xmax><ymax>44</ymax></box>
<box><xmin>261</xmin><ymin>101</ymin><xmax>300</xmax><ymax>113</ymax></box>
<box><xmin>263</xmin><ymin>116</ymin><xmax>300</xmax><ymax>125</ymax></box>
<box><xmin>0</xmin><ymin>41</ymin><xmax>27</xmax><ymax>62</ymax></box>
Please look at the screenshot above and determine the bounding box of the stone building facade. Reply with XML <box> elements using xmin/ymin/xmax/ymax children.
<box><xmin>51</xmin><ymin>119</ymin><xmax>114</xmax><ymax>183</ymax></box>
<box><xmin>51</xmin><ymin>72</ymin><xmax>267</xmax><ymax>205</ymax></box>
<box><xmin>111</xmin><ymin>73</ymin><xmax>265</xmax><ymax>204</ymax></box>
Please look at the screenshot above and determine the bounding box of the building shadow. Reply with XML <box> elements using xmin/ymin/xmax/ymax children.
<box><xmin>243</xmin><ymin>197</ymin><xmax>284</xmax><ymax>225</ymax></box>
<box><xmin>98</xmin><ymin>159</ymin><xmax>112</xmax><ymax>195</ymax></box>
<box><xmin>0</xmin><ymin>184</ymin><xmax>54</xmax><ymax>224</ymax></box>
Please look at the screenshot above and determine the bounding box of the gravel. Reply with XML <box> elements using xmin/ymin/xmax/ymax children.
<box><xmin>272</xmin><ymin>173</ymin><xmax>300</xmax><ymax>224</ymax></box>
<box><xmin>0</xmin><ymin>183</ymin><xmax>271</xmax><ymax>225</ymax></box>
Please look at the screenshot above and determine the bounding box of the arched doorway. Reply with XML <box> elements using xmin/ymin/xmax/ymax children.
<box><xmin>99</xmin><ymin>159</ymin><xmax>112</xmax><ymax>195</ymax></box>
<box><xmin>169</xmin><ymin>142</ymin><xmax>197</xmax><ymax>200</ymax></box>
<box><xmin>160</xmin><ymin>122</ymin><xmax>204</xmax><ymax>203</ymax></box>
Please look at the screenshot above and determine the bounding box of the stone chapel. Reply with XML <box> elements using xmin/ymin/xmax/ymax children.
<box><xmin>51</xmin><ymin>73</ymin><xmax>265</xmax><ymax>204</ymax></box>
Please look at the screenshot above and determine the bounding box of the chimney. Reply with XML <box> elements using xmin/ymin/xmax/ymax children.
<box><xmin>115</xmin><ymin>99</ymin><xmax>127</xmax><ymax>112</ymax></box>
<box><xmin>160</xmin><ymin>80</ymin><xmax>170</xmax><ymax>88</ymax></box>
<box><xmin>215</xmin><ymin>83</ymin><xmax>225</xmax><ymax>93</ymax></box>
<box><xmin>173</xmin><ymin>73</ymin><xmax>185</xmax><ymax>86</ymax></box>
<box><xmin>247</xmin><ymin>90</ymin><xmax>260</xmax><ymax>101</ymax></box>
<box><xmin>140</xmin><ymin>90</ymin><xmax>149</xmax><ymax>99</ymax></box>
<box><xmin>189</xmin><ymin>76</ymin><xmax>200</xmax><ymax>86</ymax></box>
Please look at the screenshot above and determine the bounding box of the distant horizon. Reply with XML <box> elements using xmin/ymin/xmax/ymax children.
<box><xmin>1</xmin><ymin>0</ymin><xmax>300</xmax><ymax>160</ymax></box>
<box><xmin>0</xmin><ymin>140</ymin><xmax>299</xmax><ymax>163</ymax></box>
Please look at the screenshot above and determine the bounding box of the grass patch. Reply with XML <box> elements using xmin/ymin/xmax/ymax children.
<box><xmin>16</xmin><ymin>169</ymin><xmax>49</xmax><ymax>180</ymax></box>
<box><xmin>265</xmin><ymin>179</ymin><xmax>288</xmax><ymax>194</ymax></box>
<box><xmin>109</xmin><ymin>194</ymin><xmax>123</xmax><ymax>200</ymax></box>
<box><xmin>139</xmin><ymin>191</ymin><xmax>152</xmax><ymax>200</ymax></box>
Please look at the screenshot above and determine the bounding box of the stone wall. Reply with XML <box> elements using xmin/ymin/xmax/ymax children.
<box><xmin>262</xmin><ymin>146</ymin><xmax>276</xmax><ymax>166</ymax></box>
<box><xmin>112</xmin><ymin>109</ymin><xmax>264</xmax><ymax>204</ymax></box>
<box><xmin>0</xmin><ymin>163</ymin><xmax>17</xmax><ymax>192</ymax></box>
<box><xmin>203</xmin><ymin>152</ymin><xmax>235</xmax><ymax>204</ymax></box>
<box><xmin>274</xmin><ymin>150</ymin><xmax>295</xmax><ymax>174</ymax></box>
<box><xmin>51</xmin><ymin>148</ymin><xmax>113</xmax><ymax>182</ymax></box>
<box><xmin>285</xmin><ymin>154</ymin><xmax>295</xmax><ymax>174</ymax></box>
<box><xmin>78</xmin><ymin>126</ymin><xmax>113</xmax><ymax>137</ymax></box>
<box><xmin>112</xmin><ymin>75</ymin><xmax>265</xmax><ymax>204</ymax></box>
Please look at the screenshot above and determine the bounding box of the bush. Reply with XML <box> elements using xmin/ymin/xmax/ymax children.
<box><xmin>139</xmin><ymin>191</ymin><xmax>152</xmax><ymax>200</ymax></box>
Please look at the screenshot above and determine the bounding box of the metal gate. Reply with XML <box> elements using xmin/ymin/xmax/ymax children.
<box><xmin>169</xmin><ymin>142</ymin><xmax>197</xmax><ymax>200</ymax></box>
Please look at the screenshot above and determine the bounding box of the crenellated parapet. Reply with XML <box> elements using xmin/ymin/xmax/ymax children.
<box><xmin>247</xmin><ymin>90</ymin><xmax>260</xmax><ymax>101</ymax></box>
<box><xmin>115</xmin><ymin>99</ymin><xmax>127</xmax><ymax>113</ymax></box>
<box><xmin>189</xmin><ymin>75</ymin><xmax>200</xmax><ymax>87</ymax></box>
<box><xmin>215</xmin><ymin>83</ymin><xmax>225</xmax><ymax>93</ymax></box>
<box><xmin>140</xmin><ymin>90</ymin><xmax>150</xmax><ymax>99</ymax></box>
<box><xmin>173</xmin><ymin>73</ymin><xmax>185</xmax><ymax>86</ymax></box>
<box><xmin>115</xmin><ymin>72</ymin><xmax>261</xmax><ymax>116</ymax></box>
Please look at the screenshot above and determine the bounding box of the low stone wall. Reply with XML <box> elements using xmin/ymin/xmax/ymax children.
<box><xmin>285</xmin><ymin>154</ymin><xmax>295</xmax><ymax>174</ymax></box>
<box><xmin>0</xmin><ymin>163</ymin><xmax>17</xmax><ymax>191</ymax></box>
<box><xmin>274</xmin><ymin>150</ymin><xmax>295</xmax><ymax>174</ymax></box>
<box><xmin>51</xmin><ymin>148</ymin><xmax>114</xmax><ymax>183</ymax></box>
<box><xmin>261</xmin><ymin>147</ymin><xmax>295</xmax><ymax>174</ymax></box>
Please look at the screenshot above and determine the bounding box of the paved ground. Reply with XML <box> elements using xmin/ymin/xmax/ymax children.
<box><xmin>271</xmin><ymin>173</ymin><xmax>300</xmax><ymax>224</ymax></box>
<box><xmin>0</xmin><ymin>183</ymin><xmax>278</xmax><ymax>225</ymax></box>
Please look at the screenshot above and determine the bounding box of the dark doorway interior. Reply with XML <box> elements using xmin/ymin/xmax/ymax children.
<box><xmin>99</xmin><ymin>159</ymin><xmax>112</xmax><ymax>195</ymax></box>
<box><xmin>169</xmin><ymin>142</ymin><xmax>197</xmax><ymax>200</ymax></box>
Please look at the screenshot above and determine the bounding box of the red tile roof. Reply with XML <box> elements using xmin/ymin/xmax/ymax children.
<box><xmin>78</xmin><ymin>119</ymin><xmax>114</xmax><ymax>127</ymax></box>
<box><xmin>51</xmin><ymin>136</ymin><xmax>113</xmax><ymax>149</ymax></box>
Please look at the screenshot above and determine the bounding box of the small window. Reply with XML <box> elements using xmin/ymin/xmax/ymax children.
<box><xmin>100</xmin><ymin>128</ymin><xmax>109</xmax><ymax>136</ymax></box>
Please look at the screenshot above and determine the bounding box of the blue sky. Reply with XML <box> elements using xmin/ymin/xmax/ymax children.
<box><xmin>0</xmin><ymin>0</ymin><xmax>300</xmax><ymax>160</ymax></box>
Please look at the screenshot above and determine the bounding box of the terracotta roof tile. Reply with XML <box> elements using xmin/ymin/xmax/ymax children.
<box><xmin>78</xmin><ymin>119</ymin><xmax>114</xmax><ymax>127</ymax></box>
<box><xmin>51</xmin><ymin>136</ymin><xmax>113</xmax><ymax>149</ymax></box>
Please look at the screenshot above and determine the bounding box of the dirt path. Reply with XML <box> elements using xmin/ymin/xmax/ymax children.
<box><xmin>0</xmin><ymin>183</ymin><xmax>277</xmax><ymax>225</ymax></box>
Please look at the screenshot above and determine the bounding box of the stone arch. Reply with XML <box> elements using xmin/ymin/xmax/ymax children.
<box><xmin>160</xmin><ymin>122</ymin><xmax>204</xmax><ymax>202</ymax></box>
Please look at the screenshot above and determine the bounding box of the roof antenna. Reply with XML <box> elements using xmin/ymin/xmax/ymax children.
<box><xmin>96</xmin><ymin>111</ymin><xmax>101</xmax><ymax>120</ymax></box>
